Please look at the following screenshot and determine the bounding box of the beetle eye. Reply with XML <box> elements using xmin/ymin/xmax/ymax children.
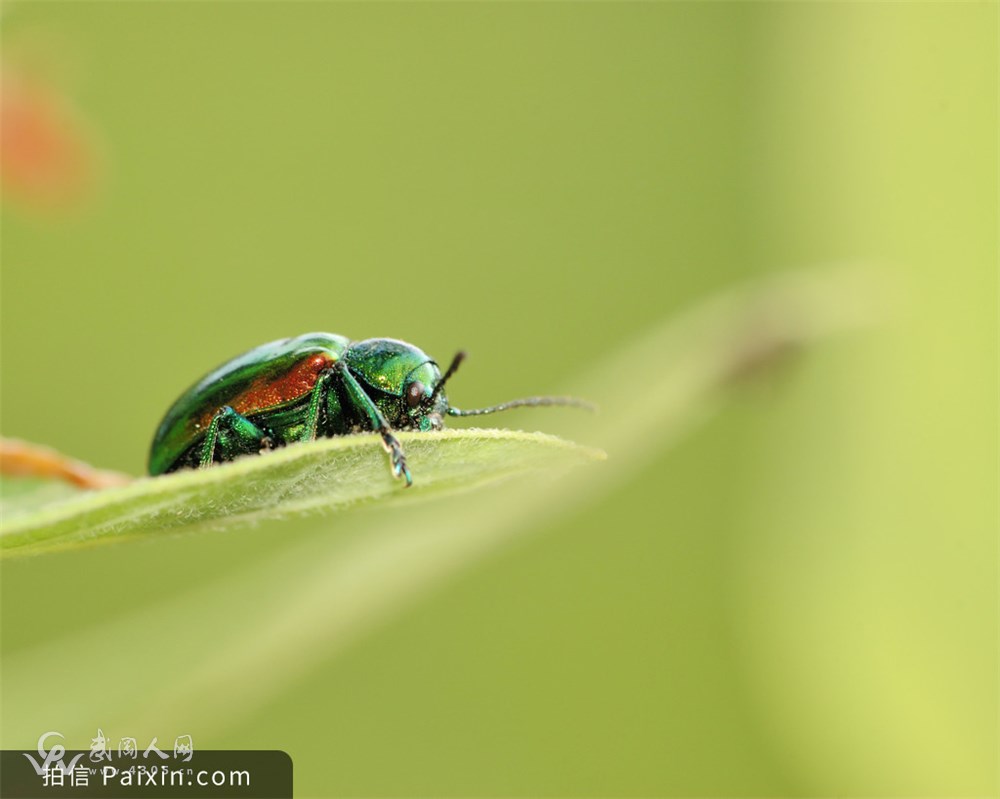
<box><xmin>406</xmin><ymin>381</ymin><xmax>425</xmax><ymax>409</ymax></box>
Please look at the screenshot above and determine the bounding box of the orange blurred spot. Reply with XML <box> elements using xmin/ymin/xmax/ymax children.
<box><xmin>1</xmin><ymin>72</ymin><xmax>94</xmax><ymax>211</ymax></box>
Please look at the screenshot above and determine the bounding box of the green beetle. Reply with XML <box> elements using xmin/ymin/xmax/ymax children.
<box><xmin>149</xmin><ymin>333</ymin><xmax>589</xmax><ymax>486</ymax></box>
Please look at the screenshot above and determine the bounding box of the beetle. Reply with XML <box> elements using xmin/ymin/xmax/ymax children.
<box><xmin>149</xmin><ymin>333</ymin><xmax>590</xmax><ymax>486</ymax></box>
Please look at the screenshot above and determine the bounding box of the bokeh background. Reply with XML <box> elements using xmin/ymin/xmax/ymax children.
<box><xmin>1</xmin><ymin>3</ymin><xmax>996</xmax><ymax>796</ymax></box>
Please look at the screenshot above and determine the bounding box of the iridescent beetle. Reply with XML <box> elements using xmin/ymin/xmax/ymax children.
<box><xmin>149</xmin><ymin>333</ymin><xmax>590</xmax><ymax>486</ymax></box>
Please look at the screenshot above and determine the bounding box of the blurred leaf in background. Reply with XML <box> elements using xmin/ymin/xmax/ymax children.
<box><xmin>1</xmin><ymin>3</ymin><xmax>996</xmax><ymax>798</ymax></box>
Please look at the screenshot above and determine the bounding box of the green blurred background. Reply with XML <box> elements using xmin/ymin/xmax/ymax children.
<box><xmin>1</xmin><ymin>2</ymin><xmax>996</xmax><ymax>796</ymax></box>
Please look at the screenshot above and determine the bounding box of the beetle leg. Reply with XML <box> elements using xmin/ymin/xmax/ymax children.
<box><xmin>300</xmin><ymin>370</ymin><xmax>335</xmax><ymax>442</ymax></box>
<box><xmin>336</xmin><ymin>363</ymin><xmax>412</xmax><ymax>486</ymax></box>
<box><xmin>199</xmin><ymin>406</ymin><xmax>270</xmax><ymax>468</ymax></box>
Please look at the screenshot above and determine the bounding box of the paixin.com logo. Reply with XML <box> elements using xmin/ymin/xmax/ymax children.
<box><xmin>3</xmin><ymin>730</ymin><xmax>291</xmax><ymax>798</ymax></box>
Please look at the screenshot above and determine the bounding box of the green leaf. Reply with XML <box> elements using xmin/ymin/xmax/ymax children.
<box><xmin>0</xmin><ymin>430</ymin><xmax>605</xmax><ymax>558</ymax></box>
<box><xmin>0</xmin><ymin>475</ymin><xmax>87</xmax><ymax>520</ymax></box>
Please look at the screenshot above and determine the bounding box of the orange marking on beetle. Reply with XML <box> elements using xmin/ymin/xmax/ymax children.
<box><xmin>196</xmin><ymin>352</ymin><xmax>336</xmax><ymax>431</ymax></box>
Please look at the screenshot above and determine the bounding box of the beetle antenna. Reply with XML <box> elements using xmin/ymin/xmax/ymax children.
<box><xmin>447</xmin><ymin>395</ymin><xmax>597</xmax><ymax>416</ymax></box>
<box><xmin>430</xmin><ymin>350</ymin><xmax>466</xmax><ymax>402</ymax></box>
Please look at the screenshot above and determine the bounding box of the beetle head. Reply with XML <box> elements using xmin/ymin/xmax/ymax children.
<box><xmin>400</xmin><ymin>357</ymin><xmax>451</xmax><ymax>432</ymax></box>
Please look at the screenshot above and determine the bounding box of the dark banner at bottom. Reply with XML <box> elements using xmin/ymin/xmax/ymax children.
<box><xmin>0</xmin><ymin>751</ymin><xmax>292</xmax><ymax>799</ymax></box>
